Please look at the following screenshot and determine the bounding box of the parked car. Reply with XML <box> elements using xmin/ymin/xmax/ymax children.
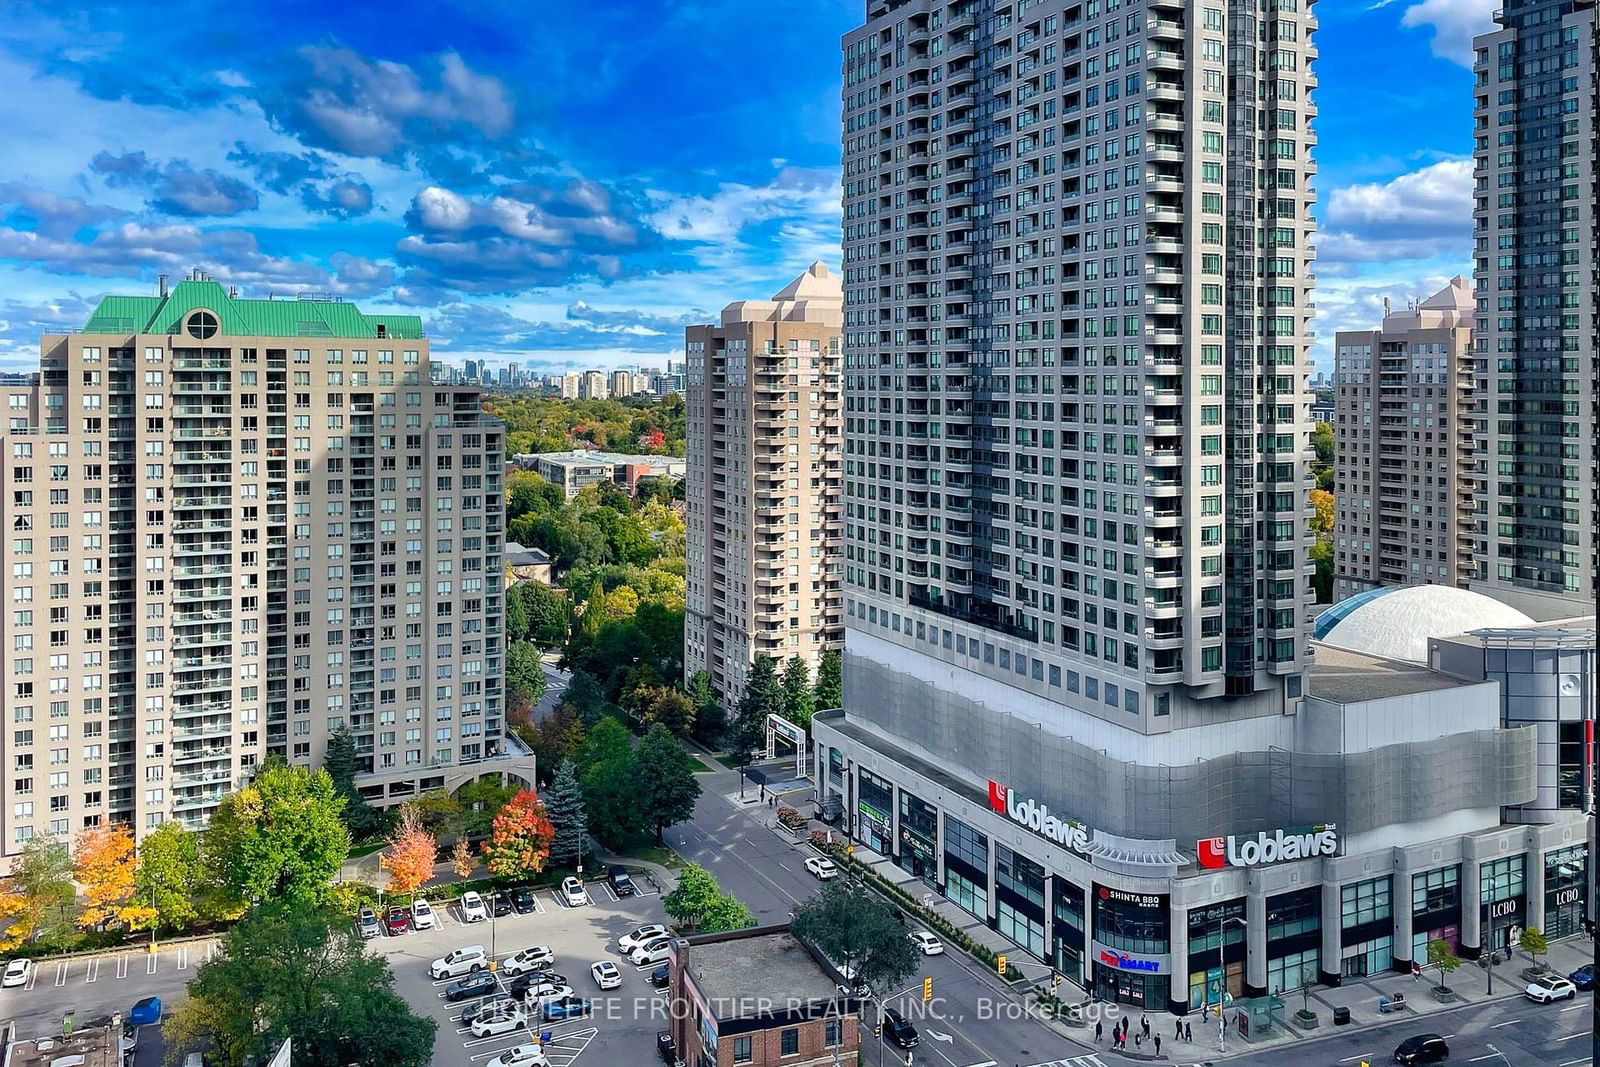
<box><xmin>590</xmin><ymin>961</ymin><xmax>623</xmax><ymax>990</ymax></box>
<box><xmin>628</xmin><ymin>938</ymin><xmax>673</xmax><ymax>966</ymax></box>
<box><xmin>2</xmin><ymin>959</ymin><xmax>32</xmax><ymax>988</ymax></box>
<box><xmin>508</xmin><ymin>970</ymin><xmax>568</xmax><ymax>997</ymax></box>
<box><xmin>541</xmin><ymin>995</ymin><xmax>592</xmax><ymax>1021</ymax></box>
<box><xmin>1570</xmin><ymin>964</ymin><xmax>1594</xmax><ymax>990</ymax></box>
<box><xmin>1393</xmin><ymin>1034</ymin><xmax>1450</xmax><ymax>1065</ymax></box>
<box><xmin>410</xmin><ymin>898</ymin><xmax>437</xmax><ymax>930</ymax></box>
<box><xmin>502</xmin><ymin>946</ymin><xmax>557</xmax><ymax>976</ymax></box>
<box><xmin>520</xmin><ymin>982</ymin><xmax>575</xmax><ymax>1007</ymax></box>
<box><xmin>607</xmin><ymin>866</ymin><xmax>637</xmax><ymax>897</ymax></box>
<box><xmin>355</xmin><ymin>907</ymin><xmax>380</xmax><ymax>939</ymax></box>
<box><xmin>470</xmin><ymin>1004</ymin><xmax>528</xmax><ymax>1037</ymax></box>
<box><xmin>1525</xmin><ymin>974</ymin><xmax>1578</xmax><ymax>1002</ymax></box>
<box><xmin>460</xmin><ymin>891</ymin><xmax>489</xmax><ymax>923</ymax></box>
<box><xmin>509</xmin><ymin>887</ymin><xmax>537</xmax><ymax>914</ymax></box>
<box><xmin>560</xmin><ymin>877</ymin><xmax>589</xmax><ymax>907</ymax></box>
<box><xmin>649</xmin><ymin>963</ymin><xmax>671</xmax><ymax>989</ymax></box>
<box><xmin>445</xmin><ymin>972</ymin><xmax>499</xmax><ymax>1002</ymax></box>
<box><xmin>908</xmin><ymin>931</ymin><xmax>944</xmax><ymax>955</ymax></box>
<box><xmin>491</xmin><ymin>893</ymin><xmax>513</xmax><ymax>918</ymax></box>
<box><xmin>882</xmin><ymin>1007</ymin><xmax>919</xmax><ymax>1049</ymax></box>
<box><xmin>461</xmin><ymin>993</ymin><xmax>517</xmax><ymax>1026</ymax></box>
<box><xmin>486</xmin><ymin>1044</ymin><xmax>549</xmax><ymax>1067</ymax></box>
<box><xmin>384</xmin><ymin>906</ymin><xmax>411</xmax><ymax>936</ymax></box>
<box><xmin>430</xmin><ymin>945</ymin><xmax>488</xmax><ymax>979</ymax></box>
<box><xmin>127</xmin><ymin>997</ymin><xmax>161</xmax><ymax>1026</ymax></box>
<box><xmin>803</xmin><ymin>856</ymin><xmax>838</xmax><ymax>880</ymax></box>
<box><xmin>618</xmin><ymin>924</ymin><xmax>670</xmax><ymax>953</ymax></box>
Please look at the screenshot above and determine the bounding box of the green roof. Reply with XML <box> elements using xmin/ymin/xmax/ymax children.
<box><xmin>80</xmin><ymin>279</ymin><xmax>425</xmax><ymax>340</ymax></box>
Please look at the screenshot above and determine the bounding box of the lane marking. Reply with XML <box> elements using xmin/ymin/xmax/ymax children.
<box><xmin>1558</xmin><ymin>1031</ymin><xmax>1587</xmax><ymax>1041</ymax></box>
<box><xmin>1467</xmin><ymin>1056</ymin><xmax>1499</xmax><ymax>1063</ymax></box>
<box><xmin>53</xmin><ymin>962</ymin><xmax>67</xmax><ymax>986</ymax></box>
<box><xmin>178</xmin><ymin>944</ymin><xmax>190</xmax><ymax>970</ymax></box>
<box><xmin>147</xmin><ymin>952</ymin><xmax>157</xmax><ymax>975</ymax></box>
<box><xmin>1559</xmin><ymin>1003</ymin><xmax>1583</xmax><ymax>1012</ymax></box>
<box><xmin>116</xmin><ymin>954</ymin><xmax>129</xmax><ymax>980</ymax></box>
<box><xmin>24</xmin><ymin>965</ymin><xmax>38</xmax><ymax>990</ymax></box>
<box><xmin>1490</xmin><ymin>1019</ymin><xmax>1520</xmax><ymax>1028</ymax></box>
<box><xmin>1337</xmin><ymin>1053</ymin><xmax>1375</xmax><ymax>1063</ymax></box>
<box><xmin>85</xmin><ymin>958</ymin><xmax>99</xmax><ymax>984</ymax></box>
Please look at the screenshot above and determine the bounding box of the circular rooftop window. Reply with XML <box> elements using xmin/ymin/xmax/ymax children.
<box><xmin>185</xmin><ymin>310</ymin><xmax>219</xmax><ymax>340</ymax></box>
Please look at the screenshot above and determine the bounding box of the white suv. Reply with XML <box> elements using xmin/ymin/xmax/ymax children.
<box><xmin>430</xmin><ymin>945</ymin><xmax>488</xmax><ymax>979</ymax></box>
<box><xmin>460</xmin><ymin>891</ymin><xmax>489</xmax><ymax>922</ymax></box>
<box><xmin>1525</xmin><ymin>974</ymin><xmax>1578</xmax><ymax>1003</ymax></box>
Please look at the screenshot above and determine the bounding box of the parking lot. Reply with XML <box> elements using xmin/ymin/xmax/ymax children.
<box><xmin>374</xmin><ymin>876</ymin><xmax>676</xmax><ymax>1067</ymax></box>
<box><xmin>0</xmin><ymin>938</ymin><xmax>219</xmax><ymax>1043</ymax></box>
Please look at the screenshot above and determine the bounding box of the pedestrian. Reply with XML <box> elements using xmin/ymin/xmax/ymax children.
<box><xmin>1175</xmin><ymin>1019</ymin><xmax>1183</xmax><ymax>1039</ymax></box>
<box><xmin>1095</xmin><ymin>1020</ymin><xmax>1103</xmax><ymax>1044</ymax></box>
<box><xmin>1154</xmin><ymin>1035</ymin><xmax>1162</xmax><ymax>1057</ymax></box>
<box><xmin>1185</xmin><ymin>1022</ymin><xmax>1192</xmax><ymax>1043</ymax></box>
<box><xmin>1142</xmin><ymin>1016</ymin><xmax>1150</xmax><ymax>1039</ymax></box>
<box><xmin>1134</xmin><ymin>1032</ymin><xmax>1142</xmax><ymax>1049</ymax></box>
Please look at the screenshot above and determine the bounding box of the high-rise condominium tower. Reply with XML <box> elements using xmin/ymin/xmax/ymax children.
<box><xmin>579</xmin><ymin>370</ymin><xmax>608</xmax><ymax>400</ymax></box>
<box><xmin>837</xmin><ymin>0</ymin><xmax>1315</xmax><ymax>711</ymax></box>
<box><xmin>0</xmin><ymin>276</ymin><xmax>526</xmax><ymax>858</ymax></box>
<box><xmin>1332</xmin><ymin>278</ymin><xmax>1476</xmax><ymax>601</ymax></box>
<box><xmin>684</xmin><ymin>264</ymin><xmax>845</xmax><ymax>706</ymax></box>
<box><xmin>1470</xmin><ymin>0</ymin><xmax>1597</xmax><ymax>620</ymax></box>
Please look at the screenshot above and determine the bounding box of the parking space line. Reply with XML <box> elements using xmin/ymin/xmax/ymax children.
<box><xmin>24</xmin><ymin>964</ymin><xmax>38</xmax><ymax>990</ymax></box>
<box><xmin>116</xmin><ymin>954</ymin><xmax>129</xmax><ymax>980</ymax></box>
<box><xmin>85</xmin><ymin>959</ymin><xmax>99</xmax><ymax>984</ymax></box>
<box><xmin>1558</xmin><ymin>1031</ymin><xmax>1588</xmax><ymax>1041</ymax></box>
<box><xmin>53</xmin><ymin>962</ymin><xmax>68</xmax><ymax>986</ymax></box>
<box><xmin>598</xmin><ymin>882</ymin><xmax>618</xmax><ymax>903</ymax></box>
<box><xmin>206</xmin><ymin>941</ymin><xmax>219</xmax><ymax>961</ymax></box>
<box><xmin>178</xmin><ymin>944</ymin><xmax>190</xmax><ymax>970</ymax></box>
<box><xmin>147</xmin><ymin>952</ymin><xmax>158</xmax><ymax>975</ymax></box>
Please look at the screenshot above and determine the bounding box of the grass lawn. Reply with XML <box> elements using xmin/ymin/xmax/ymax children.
<box><xmin>710</xmin><ymin>753</ymin><xmax>744</xmax><ymax>771</ymax></box>
<box><xmin>622</xmin><ymin>843</ymin><xmax>685</xmax><ymax>870</ymax></box>
<box><xmin>685</xmin><ymin>755</ymin><xmax>714</xmax><ymax>773</ymax></box>
<box><xmin>349</xmin><ymin>839</ymin><xmax>387</xmax><ymax>859</ymax></box>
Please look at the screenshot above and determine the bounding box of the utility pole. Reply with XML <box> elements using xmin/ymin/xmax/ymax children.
<box><xmin>1218</xmin><ymin>916</ymin><xmax>1247</xmax><ymax>1053</ymax></box>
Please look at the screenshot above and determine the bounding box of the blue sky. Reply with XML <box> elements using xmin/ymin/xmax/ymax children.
<box><xmin>0</xmin><ymin>0</ymin><xmax>1491</xmax><ymax>375</ymax></box>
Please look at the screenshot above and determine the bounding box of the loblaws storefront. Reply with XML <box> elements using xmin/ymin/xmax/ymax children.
<box><xmin>813</xmin><ymin>725</ymin><xmax>1592</xmax><ymax>1016</ymax></box>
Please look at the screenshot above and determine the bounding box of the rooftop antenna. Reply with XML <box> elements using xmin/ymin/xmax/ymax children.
<box><xmin>158</xmin><ymin>274</ymin><xmax>169</xmax><ymax>298</ymax></box>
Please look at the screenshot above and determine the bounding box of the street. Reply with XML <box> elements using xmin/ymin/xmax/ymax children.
<box><xmin>665</xmin><ymin>764</ymin><xmax>1094</xmax><ymax>1067</ymax></box>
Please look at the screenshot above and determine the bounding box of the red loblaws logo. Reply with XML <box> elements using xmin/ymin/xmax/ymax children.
<box><xmin>986</xmin><ymin>780</ymin><xmax>1090</xmax><ymax>853</ymax></box>
<box><xmin>987</xmin><ymin>779</ymin><xmax>1008</xmax><ymax>815</ymax></box>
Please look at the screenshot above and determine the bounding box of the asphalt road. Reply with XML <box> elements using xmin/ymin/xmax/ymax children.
<box><xmin>664</xmin><ymin>765</ymin><xmax>1096</xmax><ymax>1067</ymax></box>
<box><xmin>0</xmin><ymin>938</ymin><xmax>216</xmax><ymax>1042</ymax></box>
<box><xmin>1225</xmin><ymin>990</ymin><xmax>1594</xmax><ymax>1067</ymax></box>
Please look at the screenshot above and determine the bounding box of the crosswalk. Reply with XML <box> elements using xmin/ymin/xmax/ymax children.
<box><xmin>1024</xmin><ymin>1057</ymin><xmax>1107</xmax><ymax>1067</ymax></box>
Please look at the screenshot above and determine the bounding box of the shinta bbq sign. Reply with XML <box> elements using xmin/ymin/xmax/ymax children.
<box><xmin>1198</xmin><ymin>824</ymin><xmax>1340</xmax><ymax>868</ymax></box>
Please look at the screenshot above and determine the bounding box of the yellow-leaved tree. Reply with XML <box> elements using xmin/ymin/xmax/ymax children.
<box><xmin>75</xmin><ymin>823</ymin><xmax>157</xmax><ymax>930</ymax></box>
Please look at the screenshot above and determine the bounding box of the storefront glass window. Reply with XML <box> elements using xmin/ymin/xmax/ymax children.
<box><xmin>947</xmin><ymin>869</ymin><xmax>987</xmax><ymax>922</ymax></box>
<box><xmin>1267</xmin><ymin>948</ymin><xmax>1319</xmax><ymax>995</ymax></box>
<box><xmin>1479</xmin><ymin>854</ymin><xmax>1526</xmax><ymax>952</ymax></box>
<box><xmin>997</xmin><ymin>900</ymin><xmax>1045</xmax><ymax>957</ymax></box>
<box><xmin>1052</xmin><ymin>880</ymin><xmax>1087</xmax><ymax>987</ymax></box>
<box><xmin>1187</xmin><ymin>899</ymin><xmax>1246</xmax><ymax>1012</ymax></box>
<box><xmin>1341</xmin><ymin>877</ymin><xmax>1391</xmax><ymax>928</ymax></box>
<box><xmin>857</xmin><ymin>768</ymin><xmax>893</xmax><ymax>853</ymax></box>
<box><xmin>1341</xmin><ymin>934</ymin><xmax>1392</xmax><ymax>978</ymax></box>
<box><xmin>896</xmin><ymin>790</ymin><xmax>938</xmax><ymax>881</ymax></box>
<box><xmin>943</xmin><ymin>816</ymin><xmax>988</xmax><ymax>923</ymax></box>
<box><xmin>1544</xmin><ymin>844</ymin><xmax>1587</xmax><ymax>940</ymax></box>
<box><xmin>1094</xmin><ymin>888</ymin><xmax>1169</xmax><ymax>956</ymax></box>
<box><xmin>995</xmin><ymin>846</ymin><xmax>1046</xmax><ymax>909</ymax></box>
<box><xmin>1412</xmin><ymin>866</ymin><xmax>1459</xmax><ymax>914</ymax></box>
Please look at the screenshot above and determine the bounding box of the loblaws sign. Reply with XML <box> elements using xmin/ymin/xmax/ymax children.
<box><xmin>1197</xmin><ymin>825</ymin><xmax>1340</xmax><ymax>869</ymax></box>
<box><xmin>988</xmin><ymin>780</ymin><xmax>1091</xmax><ymax>853</ymax></box>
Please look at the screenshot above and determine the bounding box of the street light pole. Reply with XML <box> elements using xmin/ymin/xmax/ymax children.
<box><xmin>1218</xmin><ymin>916</ymin><xmax>1247</xmax><ymax>1053</ymax></box>
<box><xmin>488</xmin><ymin>890</ymin><xmax>498</xmax><ymax>971</ymax></box>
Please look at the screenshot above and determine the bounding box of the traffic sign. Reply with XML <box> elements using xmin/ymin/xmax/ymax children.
<box><xmin>922</xmin><ymin>977</ymin><xmax>933</xmax><ymax>1002</ymax></box>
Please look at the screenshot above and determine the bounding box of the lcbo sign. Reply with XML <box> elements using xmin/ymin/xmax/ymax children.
<box><xmin>1198</xmin><ymin>825</ymin><xmax>1340</xmax><ymax>869</ymax></box>
<box><xmin>988</xmin><ymin>780</ymin><xmax>1091</xmax><ymax>853</ymax></box>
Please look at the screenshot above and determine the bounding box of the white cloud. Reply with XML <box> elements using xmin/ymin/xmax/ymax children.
<box><xmin>1319</xmin><ymin>160</ymin><xmax>1473</xmax><ymax>265</ymax></box>
<box><xmin>649</xmin><ymin>166</ymin><xmax>839</xmax><ymax>246</ymax></box>
<box><xmin>1400</xmin><ymin>0</ymin><xmax>1496</xmax><ymax>67</ymax></box>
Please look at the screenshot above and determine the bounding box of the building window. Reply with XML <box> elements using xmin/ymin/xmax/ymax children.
<box><xmin>780</xmin><ymin>1027</ymin><xmax>799</xmax><ymax>1056</ymax></box>
<box><xmin>1267</xmin><ymin>947</ymin><xmax>1320</xmax><ymax>995</ymax></box>
<box><xmin>733</xmin><ymin>1036</ymin><xmax>752</xmax><ymax>1063</ymax></box>
<box><xmin>1341</xmin><ymin>877</ymin><xmax>1391</xmax><ymax>929</ymax></box>
<box><xmin>825</xmin><ymin>1020</ymin><xmax>842</xmax><ymax>1047</ymax></box>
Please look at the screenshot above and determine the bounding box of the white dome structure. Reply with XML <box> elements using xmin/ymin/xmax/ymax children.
<box><xmin>1313</xmin><ymin>586</ymin><xmax>1535</xmax><ymax>664</ymax></box>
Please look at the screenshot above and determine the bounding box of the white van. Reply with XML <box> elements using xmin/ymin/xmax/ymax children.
<box><xmin>430</xmin><ymin>945</ymin><xmax>488</xmax><ymax>979</ymax></box>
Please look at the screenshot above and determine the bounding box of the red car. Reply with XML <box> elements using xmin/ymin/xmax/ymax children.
<box><xmin>384</xmin><ymin>906</ymin><xmax>411</xmax><ymax>935</ymax></box>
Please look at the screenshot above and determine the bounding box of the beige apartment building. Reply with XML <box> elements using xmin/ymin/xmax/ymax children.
<box><xmin>0</xmin><ymin>275</ymin><xmax>527</xmax><ymax>859</ymax></box>
<box><xmin>1332</xmin><ymin>277</ymin><xmax>1476</xmax><ymax>601</ymax></box>
<box><xmin>683</xmin><ymin>263</ymin><xmax>844</xmax><ymax>706</ymax></box>
<box><xmin>579</xmin><ymin>371</ymin><xmax>608</xmax><ymax>400</ymax></box>
<box><xmin>608</xmin><ymin>370</ymin><xmax>635</xmax><ymax>398</ymax></box>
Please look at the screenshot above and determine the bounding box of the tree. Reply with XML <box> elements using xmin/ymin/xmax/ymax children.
<box><xmin>563</xmin><ymin>671</ymin><xmax>606</xmax><ymax>724</ymax></box>
<box><xmin>544</xmin><ymin>759</ymin><xmax>589</xmax><ymax>868</ymax></box>
<box><xmin>505</xmin><ymin>584</ymin><xmax>530</xmax><ymax>644</ymax></box>
<box><xmin>480</xmin><ymin>790</ymin><xmax>556</xmax><ymax>881</ymax></box>
<box><xmin>791</xmin><ymin>880</ymin><xmax>919</xmax><ymax>993</ymax></box>
<box><xmin>1309</xmin><ymin>488</ymin><xmax>1335</xmax><ymax>537</ymax></box>
<box><xmin>1426</xmin><ymin>938</ymin><xmax>1461</xmax><ymax>991</ymax></box>
<box><xmin>730</xmin><ymin>655</ymin><xmax>780</xmax><ymax>766</ymax></box>
<box><xmin>635</xmin><ymin>725</ymin><xmax>702</xmax><ymax>843</ymax></box>
<box><xmin>0</xmin><ymin>836</ymin><xmax>76</xmax><ymax>950</ymax></box>
<box><xmin>1518</xmin><ymin>926</ymin><xmax>1548</xmax><ymax>967</ymax></box>
<box><xmin>687</xmin><ymin>670</ymin><xmax>726</xmax><ymax>746</ymax></box>
<box><xmin>456</xmin><ymin>777</ymin><xmax>518</xmax><ymax>839</ymax></box>
<box><xmin>637</xmin><ymin>685</ymin><xmax>695</xmax><ymax>736</ymax></box>
<box><xmin>507</xmin><ymin>642</ymin><xmax>548</xmax><ymax>708</ymax></box>
<box><xmin>1311</xmin><ymin>421</ymin><xmax>1334</xmax><ymax>466</ymax></box>
<box><xmin>1310</xmin><ymin>538</ymin><xmax>1333</xmax><ymax>604</ymax></box>
<box><xmin>450</xmin><ymin>838</ymin><xmax>474</xmax><ymax>880</ymax></box>
<box><xmin>813</xmin><ymin>648</ymin><xmax>843</xmax><ymax>711</ymax></box>
<box><xmin>131</xmin><ymin>822</ymin><xmax>206</xmax><ymax>935</ymax></box>
<box><xmin>380</xmin><ymin>806</ymin><xmax>437</xmax><ymax>896</ymax></box>
<box><xmin>577</xmin><ymin>716</ymin><xmax>633</xmax><ymax>773</ymax></box>
<box><xmin>522</xmin><ymin>582</ymin><xmax>570</xmax><ymax>649</ymax></box>
<box><xmin>700</xmin><ymin>893</ymin><xmax>756</xmax><ymax>934</ymax></box>
<box><xmin>203</xmin><ymin>761</ymin><xmax>351</xmax><ymax>910</ymax></box>
<box><xmin>781</xmin><ymin>656</ymin><xmax>816</xmax><ymax>729</ymax></box>
<box><xmin>164</xmin><ymin>905</ymin><xmax>436</xmax><ymax>1067</ymax></box>
<box><xmin>324</xmin><ymin>728</ymin><xmax>382</xmax><ymax>841</ymax></box>
<box><xmin>409</xmin><ymin>789</ymin><xmax>464</xmax><ymax>836</ymax></box>
<box><xmin>582</xmin><ymin>752</ymin><xmax>643</xmax><ymax>847</ymax></box>
<box><xmin>519</xmin><ymin>703</ymin><xmax>587</xmax><ymax>783</ymax></box>
<box><xmin>75</xmin><ymin>823</ymin><xmax>155</xmax><ymax>931</ymax></box>
<box><xmin>662</xmin><ymin>864</ymin><xmax>727</xmax><ymax>928</ymax></box>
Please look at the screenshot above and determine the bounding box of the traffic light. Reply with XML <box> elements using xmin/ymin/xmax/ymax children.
<box><xmin>922</xmin><ymin>977</ymin><xmax>933</xmax><ymax>1003</ymax></box>
<box><xmin>873</xmin><ymin>1024</ymin><xmax>882</xmax><ymax>1038</ymax></box>
<box><xmin>996</xmin><ymin>954</ymin><xmax>1008</xmax><ymax>976</ymax></box>
<box><xmin>1051</xmin><ymin>970</ymin><xmax>1063</xmax><ymax>991</ymax></box>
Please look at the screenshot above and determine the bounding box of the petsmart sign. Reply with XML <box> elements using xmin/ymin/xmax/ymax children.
<box><xmin>1197</xmin><ymin>824</ymin><xmax>1340</xmax><ymax>869</ymax></box>
<box><xmin>988</xmin><ymin>779</ymin><xmax>1092</xmax><ymax>854</ymax></box>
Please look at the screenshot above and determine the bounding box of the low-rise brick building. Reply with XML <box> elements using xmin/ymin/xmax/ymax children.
<box><xmin>668</xmin><ymin>924</ymin><xmax>859</xmax><ymax>1067</ymax></box>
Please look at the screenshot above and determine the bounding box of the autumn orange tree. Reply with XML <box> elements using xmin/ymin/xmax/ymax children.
<box><xmin>380</xmin><ymin>805</ymin><xmax>437</xmax><ymax>896</ymax></box>
<box><xmin>480</xmin><ymin>790</ymin><xmax>555</xmax><ymax>881</ymax></box>
<box><xmin>75</xmin><ymin>823</ymin><xmax>156</xmax><ymax>930</ymax></box>
<box><xmin>450</xmin><ymin>838</ymin><xmax>475</xmax><ymax>879</ymax></box>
